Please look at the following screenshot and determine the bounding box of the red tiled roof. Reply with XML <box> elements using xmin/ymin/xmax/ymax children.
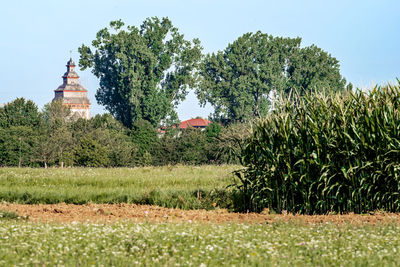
<box><xmin>179</xmin><ymin>118</ymin><xmax>212</xmax><ymax>129</ymax></box>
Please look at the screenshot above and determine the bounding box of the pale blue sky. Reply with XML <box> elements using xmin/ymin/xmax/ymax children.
<box><xmin>0</xmin><ymin>0</ymin><xmax>399</xmax><ymax>120</ymax></box>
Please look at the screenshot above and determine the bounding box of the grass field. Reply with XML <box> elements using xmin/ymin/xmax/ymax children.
<box><xmin>2</xmin><ymin>166</ymin><xmax>400</xmax><ymax>266</ymax></box>
<box><xmin>0</xmin><ymin>166</ymin><xmax>238</xmax><ymax>209</ymax></box>
<box><xmin>1</xmin><ymin>219</ymin><xmax>400</xmax><ymax>266</ymax></box>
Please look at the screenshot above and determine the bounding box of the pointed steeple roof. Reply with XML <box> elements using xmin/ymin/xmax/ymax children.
<box><xmin>53</xmin><ymin>57</ymin><xmax>91</xmax><ymax>120</ymax></box>
<box><xmin>62</xmin><ymin>58</ymin><xmax>79</xmax><ymax>79</ymax></box>
<box><xmin>67</xmin><ymin>57</ymin><xmax>75</xmax><ymax>66</ymax></box>
<box><xmin>55</xmin><ymin>58</ymin><xmax>87</xmax><ymax>92</ymax></box>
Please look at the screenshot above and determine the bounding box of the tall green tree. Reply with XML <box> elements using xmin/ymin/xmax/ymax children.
<box><xmin>42</xmin><ymin>99</ymin><xmax>71</xmax><ymax>130</ymax></box>
<box><xmin>42</xmin><ymin>100</ymin><xmax>74</xmax><ymax>167</ymax></box>
<box><xmin>32</xmin><ymin>126</ymin><xmax>55</xmax><ymax>168</ymax></box>
<box><xmin>0</xmin><ymin>98</ymin><xmax>41</xmax><ymax>128</ymax></box>
<box><xmin>0</xmin><ymin>126</ymin><xmax>36</xmax><ymax>167</ymax></box>
<box><xmin>197</xmin><ymin>32</ymin><xmax>348</xmax><ymax>123</ymax></box>
<box><xmin>79</xmin><ymin>17</ymin><xmax>203</xmax><ymax>128</ymax></box>
<box><xmin>130</xmin><ymin>119</ymin><xmax>159</xmax><ymax>161</ymax></box>
<box><xmin>286</xmin><ymin>45</ymin><xmax>349</xmax><ymax>95</ymax></box>
<box><xmin>0</xmin><ymin>98</ymin><xmax>42</xmax><ymax>167</ymax></box>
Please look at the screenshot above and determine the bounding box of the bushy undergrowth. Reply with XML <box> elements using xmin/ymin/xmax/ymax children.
<box><xmin>0</xmin><ymin>100</ymin><xmax>243</xmax><ymax>167</ymax></box>
<box><xmin>235</xmin><ymin>82</ymin><xmax>400</xmax><ymax>214</ymax></box>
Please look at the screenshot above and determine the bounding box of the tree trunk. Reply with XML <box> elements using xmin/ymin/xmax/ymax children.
<box><xmin>44</xmin><ymin>162</ymin><xmax>48</xmax><ymax>169</ymax></box>
<box><xmin>59</xmin><ymin>150</ymin><xmax>64</xmax><ymax>168</ymax></box>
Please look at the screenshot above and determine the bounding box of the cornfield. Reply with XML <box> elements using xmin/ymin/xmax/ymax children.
<box><xmin>235</xmin><ymin>82</ymin><xmax>400</xmax><ymax>214</ymax></box>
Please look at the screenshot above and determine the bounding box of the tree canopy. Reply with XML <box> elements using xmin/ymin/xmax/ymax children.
<box><xmin>0</xmin><ymin>98</ymin><xmax>41</xmax><ymax>128</ymax></box>
<box><xmin>79</xmin><ymin>17</ymin><xmax>203</xmax><ymax>128</ymax></box>
<box><xmin>286</xmin><ymin>45</ymin><xmax>350</xmax><ymax>95</ymax></box>
<box><xmin>196</xmin><ymin>32</ymin><xmax>348</xmax><ymax>123</ymax></box>
<box><xmin>0</xmin><ymin>94</ymin><xmax>248</xmax><ymax>167</ymax></box>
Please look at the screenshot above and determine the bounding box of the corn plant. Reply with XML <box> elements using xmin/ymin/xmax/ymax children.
<box><xmin>235</xmin><ymin>81</ymin><xmax>400</xmax><ymax>214</ymax></box>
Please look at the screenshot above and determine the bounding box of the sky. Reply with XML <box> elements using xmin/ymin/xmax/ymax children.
<box><xmin>0</xmin><ymin>0</ymin><xmax>399</xmax><ymax>120</ymax></box>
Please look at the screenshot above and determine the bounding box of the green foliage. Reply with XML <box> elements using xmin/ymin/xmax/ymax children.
<box><xmin>52</xmin><ymin>126</ymin><xmax>74</xmax><ymax>167</ymax></box>
<box><xmin>151</xmin><ymin>131</ymin><xmax>177</xmax><ymax>165</ymax></box>
<box><xmin>74</xmin><ymin>137</ymin><xmax>110</xmax><ymax>167</ymax></box>
<box><xmin>0</xmin><ymin>99</ymin><xmax>43</xmax><ymax>167</ymax></box>
<box><xmin>152</xmin><ymin>122</ymin><xmax>250</xmax><ymax>165</ymax></box>
<box><xmin>286</xmin><ymin>45</ymin><xmax>348</xmax><ymax>95</ymax></box>
<box><xmin>203</xmin><ymin>123</ymin><xmax>222</xmax><ymax>163</ymax></box>
<box><xmin>39</xmin><ymin>100</ymin><xmax>74</xmax><ymax>167</ymax></box>
<box><xmin>70</xmin><ymin>114</ymin><xmax>138</xmax><ymax>167</ymax></box>
<box><xmin>89</xmin><ymin>113</ymin><xmax>128</xmax><ymax>133</ymax></box>
<box><xmin>31</xmin><ymin>127</ymin><xmax>55</xmax><ymax>168</ymax></box>
<box><xmin>214</xmin><ymin>122</ymin><xmax>252</xmax><ymax>164</ymax></box>
<box><xmin>71</xmin><ymin>115</ymin><xmax>138</xmax><ymax>167</ymax></box>
<box><xmin>197</xmin><ymin>32</ymin><xmax>347</xmax><ymax>123</ymax></box>
<box><xmin>79</xmin><ymin>17</ymin><xmax>203</xmax><ymax>128</ymax></box>
<box><xmin>205</xmin><ymin>122</ymin><xmax>221</xmax><ymax>139</ymax></box>
<box><xmin>140</xmin><ymin>151</ymin><xmax>153</xmax><ymax>166</ymax></box>
<box><xmin>175</xmin><ymin>128</ymin><xmax>208</xmax><ymax>164</ymax></box>
<box><xmin>0</xmin><ymin>95</ymin><xmax>250</xmax><ymax>167</ymax></box>
<box><xmin>130</xmin><ymin>120</ymin><xmax>158</xmax><ymax>155</ymax></box>
<box><xmin>0</xmin><ymin>126</ymin><xmax>37</xmax><ymax>167</ymax></box>
<box><xmin>0</xmin><ymin>99</ymin><xmax>46</xmax><ymax>167</ymax></box>
<box><xmin>106</xmin><ymin>135</ymin><xmax>137</xmax><ymax>167</ymax></box>
<box><xmin>130</xmin><ymin>119</ymin><xmax>161</xmax><ymax>166</ymax></box>
<box><xmin>0</xmin><ymin>98</ymin><xmax>41</xmax><ymax>128</ymax></box>
<box><xmin>235</xmin><ymin>82</ymin><xmax>400</xmax><ymax>214</ymax></box>
<box><xmin>42</xmin><ymin>99</ymin><xmax>71</xmax><ymax>129</ymax></box>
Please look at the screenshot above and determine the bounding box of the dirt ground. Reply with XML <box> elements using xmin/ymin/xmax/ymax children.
<box><xmin>1</xmin><ymin>203</ymin><xmax>400</xmax><ymax>224</ymax></box>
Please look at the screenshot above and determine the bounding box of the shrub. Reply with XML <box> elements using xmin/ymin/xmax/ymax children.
<box><xmin>235</xmin><ymin>82</ymin><xmax>400</xmax><ymax>214</ymax></box>
<box><xmin>205</xmin><ymin>122</ymin><xmax>221</xmax><ymax>139</ymax></box>
<box><xmin>173</xmin><ymin>128</ymin><xmax>207</xmax><ymax>164</ymax></box>
<box><xmin>130</xmin><ymin>119</ymin><xmax>159</xmax><ymax>161</ymax></box>
<box><xmin>215</xmin><ymin>122</ymin><xmax>252</xmax><ymax>164</ymax></box>
<box><xmin>74</xmin><ymin>137</ymin><xmax>110</xmax><ymax>167</ymax></box>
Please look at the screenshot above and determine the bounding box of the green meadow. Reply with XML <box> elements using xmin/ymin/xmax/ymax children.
<box><xmin>3</xmin><ymin>165</ymin><xmax>400</xmax><ymax>266</ymax></box>
<box><xmin>0</xmin><ymin>166</ymin><xmax>238</xmax><ymax>209</ymax></box>
<box><xmin>1</xmin><ymin>220</ymin><xmax>400</xmax><ymax>266</ymax></box>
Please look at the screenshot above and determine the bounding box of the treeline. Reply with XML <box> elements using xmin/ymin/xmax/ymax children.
<box><xmin>0</xmin><ymin>98</ymin><xmax>248</xmax><ymax>168</ymax></box>
<box><xmin>1</xmin><ymin>17</ymin><xmax>351</xmax><ymax>168</ymax></box>
<box><xmin>79</xmin><ymin>17</ymin><xmax>350</xmax><ymax>128</ymax></box>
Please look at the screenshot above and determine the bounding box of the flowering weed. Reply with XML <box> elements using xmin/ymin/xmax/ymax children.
<box><xmin>1</xmin><ymin>221</ymin><xmax>400</xmax><ymax>266</ymax></box>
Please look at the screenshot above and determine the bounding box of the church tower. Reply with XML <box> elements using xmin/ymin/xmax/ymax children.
<box><xmin>53</xmin><ymin>58</ymin><xmax>90</xmax><ymax>119</ymax></box>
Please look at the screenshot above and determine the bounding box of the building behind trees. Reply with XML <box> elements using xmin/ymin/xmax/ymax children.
<box><xmin>53</xmin><ymin>58</ymin><xmax>90</xmax><ymax>119</ymax></box>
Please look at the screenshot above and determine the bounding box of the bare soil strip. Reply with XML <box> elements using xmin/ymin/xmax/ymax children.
<box><xmin>1</xmin><ymin>203</ymin><xmax>400</xmax><ymax>224</ymax></box>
